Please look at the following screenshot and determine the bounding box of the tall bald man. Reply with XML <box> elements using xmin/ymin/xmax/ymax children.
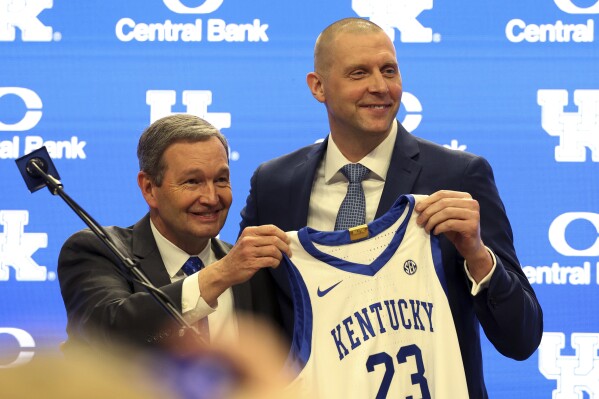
<box><xmin>240</xmin><ymin>18</ymin><xmax>542</xmax><ymax>398</ymax></box>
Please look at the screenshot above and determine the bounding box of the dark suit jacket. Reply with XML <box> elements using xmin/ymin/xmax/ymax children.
<box><xmin>58</xmin><ymin>213</ymin><xmax>254</xmax><ymax>350</ymax></box>
<box><xmin>240</xmin><ymin>123</ymin><xmax>543</xmax><ymax>398</ymax></box>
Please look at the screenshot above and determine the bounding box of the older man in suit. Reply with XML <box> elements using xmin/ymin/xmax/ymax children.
<box><xmin>239</xmin><ymin>18</ymin><xmax>543</xmax><ymax>398</ymax></box>
<box><xmin>59</xmin><ymin>114</ymin><xmax>290</xmax><ymax>350</ymax></box>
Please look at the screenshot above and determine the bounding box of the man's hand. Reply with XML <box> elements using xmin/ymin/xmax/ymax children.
<box><xmin>415</xmin><ymin>190</ymin><xmax>492</xmax><ymax>282</ymax></box>
<box><xmin>199</xmin><ymin>225</ymin><xmax>291</xmax><ymax>306</ymax></box>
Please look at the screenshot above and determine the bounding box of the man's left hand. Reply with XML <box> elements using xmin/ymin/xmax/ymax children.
<box><xmin>415</xmin><ymin>190</ymin><xmax>493</xmax><ymax>282</ymax></box>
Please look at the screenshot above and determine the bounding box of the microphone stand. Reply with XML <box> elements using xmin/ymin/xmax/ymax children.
<box><xmin>27</xmin><ymin>160</ymin><xmax>203</xmax><ymax>343</ymax></box>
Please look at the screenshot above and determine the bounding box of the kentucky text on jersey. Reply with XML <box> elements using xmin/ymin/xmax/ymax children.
<box><xmin>331</xmin><ymin>298</ymin><xmax>434</xmax><ymax>361</ymax></box>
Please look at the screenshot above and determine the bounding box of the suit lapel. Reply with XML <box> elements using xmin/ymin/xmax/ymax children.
<box><xmin>376</xmin><ymin>123</ymin><xmax>422</xmax><ymax>218</ymax></box>
<box><xmin>210</xmin><ymin>238</ymin><xmax>230</xmax><ymax>259</ymax></box>
<box><xmin>288</xmin><ymin>140</ymin><xmax>328</xmax><ymax>229</ymax></box>
<box><xmin>267</xmin><ymin>140</ymin><xmax>327</xmax><ymax>295</ymax></box>
<box><xmin>131</xmin><ymin>214</ymin><xmax>172</xmax><ymax>287</ymax></box>
<box><xmin>132</xmin><ymin>218</ymin><xmax>251</xmax><ymax>312</ymax></box>
<box><xmin>287</xmin><ymin>128</ymin><xmax>422</xmax><ymax>221</ymax></box>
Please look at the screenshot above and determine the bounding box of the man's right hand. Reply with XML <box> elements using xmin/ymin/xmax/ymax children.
<box><xmin>199</xmin><ymin>225</ymin><xmax>291</xmax><ymax>306</ymax></box>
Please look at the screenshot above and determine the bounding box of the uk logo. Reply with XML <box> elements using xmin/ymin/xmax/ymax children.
<box><xmin>0</xmin><ymin>210</ymin><xmax>48</xmax><ymax>281</ymax></box>
<box><xmin>146</xmin><ymin>90</ymin><xmax>231</xmax><ymax>130</ymax></box>
<box><xmin>0</xmin><ymin>0</ymin><xmax>54</xmax><ymax>41</ymax></box>
<box><xmin>162</xmin><ymin>0</ymin><xmax>223</xmax><ymax>14</ymax></box>
<box><xmin>352</xmin><ymin>0</ymin><xmax>436</xmax><ymax>43</ymax></box>
<box><xmin>539</xmin><ymin>332</ymin><xmax>599</xmax><ymax>398</ymax></box>
<box><xmin>537</xmin><ymin>89</ymin><xmax>599</xmax><ymax>162</ymax></box>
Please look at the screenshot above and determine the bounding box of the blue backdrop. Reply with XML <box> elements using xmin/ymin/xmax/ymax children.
<box><xmin>1</xmin><ymin>1</ymin><xmax>598</xmax><ymax>396</ymax></box>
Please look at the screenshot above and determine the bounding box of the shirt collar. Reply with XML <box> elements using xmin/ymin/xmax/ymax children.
<box><xmin>324</xmin><ymin>119</ymin><xmax>397</xmax><ymax>183</ymax></box>
<box><xmin>150</xmin><ymin>219</ymin><xmax>212</xmax><ymax>278</ymax></box>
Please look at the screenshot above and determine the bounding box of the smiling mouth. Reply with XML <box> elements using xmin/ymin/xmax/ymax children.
<box><xmin>190</xmin><ymin>210</ymin><xmax>221</xmax><ymax>218</ymax></box>
<box><xmin>362</xmin><ymin>104</ymin><xmax>391</xmax><ymax>109</ymax></box>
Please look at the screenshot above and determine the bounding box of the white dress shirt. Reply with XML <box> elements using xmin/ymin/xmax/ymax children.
<box><xmin>150</xmin><ymin>220</ymin><xmax>238</xmax><ymax>342</ymax></box>
<box><xmin>307</xmin><ymin>121</ymin><xmax>397</xmax><ymax>231</ymax></box>
<box><xmin>307</xmin><ymin>120</ymin><xmax>494</xmax><ymax>294</ymax></box>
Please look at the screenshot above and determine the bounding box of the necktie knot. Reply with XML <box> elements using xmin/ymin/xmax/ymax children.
<box><xmin>181</xmin><ymin>256</ymin><xmax>204</xmax><ymax>276</ymax></box>
<box><xmin>341</xmin><ymin>163</ymin><xmax>370</xmax><ymax>183</ymax></box>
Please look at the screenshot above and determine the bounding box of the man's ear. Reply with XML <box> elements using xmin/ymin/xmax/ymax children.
<box><xmin>306</xmin><ymin>72</ymin><xmax>326</xmax><ymax>103</ymax></box>
<box><xmin>137</xmin><ymin>171</ymin><xmax>158</xmax><ymax>208</ymax></box>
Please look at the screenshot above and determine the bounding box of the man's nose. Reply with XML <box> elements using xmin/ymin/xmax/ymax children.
<box><xmin>368</xmin><ymin>70</ymin><xmax>389</xmax><ymax>93</ymax></box>
<box><xmin>197</xmin><ymin>183</ymin><xmax>219</xmax><ymax>205</ymax></box>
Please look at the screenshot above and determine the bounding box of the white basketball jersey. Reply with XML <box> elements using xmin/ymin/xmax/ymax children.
<box><xmin>283</xmin><ymin>194</ymin><xmax>469</xmax><ymax>399</ymax></box>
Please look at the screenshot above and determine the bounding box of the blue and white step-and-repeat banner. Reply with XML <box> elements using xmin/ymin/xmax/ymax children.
<box><xmin>1</xmin><ymin>0</ymin><xmax>598</xmax><ymax>396</ymax></box>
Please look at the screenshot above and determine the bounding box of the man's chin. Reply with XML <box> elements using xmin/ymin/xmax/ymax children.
<box><xmin>362</xmin><ymin>126</ymin><xmax>393</xmax><ymax>137</ymax></box>
<box><xmin>359</xmin><ymin>118</ymin><xmax>394</xmax><ymax>133</ymax></box>
<box><xmin>190</xmin><ymin>224</ymin><xmax>225</xmax><ymax>240</ymax></box>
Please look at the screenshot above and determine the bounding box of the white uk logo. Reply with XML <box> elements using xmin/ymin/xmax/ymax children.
<box><xmin>0</xmin><ymin>87</ymin><xmax>42</xmax><ymax>131</ymax></box>
<box><xmin>0</xmin><ymin>210</ymin><xmax>48</xmax><ymax>281</ymax></box>
<box><xmin>146</xmin><ymin>90</ymin><xmax>231</xmax><ymax>130</ymax></box>
<box><xmin>352</xmin><ymin>0</ymin><xmax>435</xmax><ymax>43</ymax></box>
<box><xmin>539</xmin><ymin>332</ymin><xmax>599</xmax><ymax>399</ymax></box>
<box><xmin>555</xmin><ymin>0</ymin><xmax>599</xmax><ymax>14</ymax></box>
<box><xmin>0</xmin><ymin>0</ymin><xmax>54</xmax><ymax>41</ymax></box>
<box><xmin>538</xmin><ymin>89</ymin><xmax>599</xmax><ymax>162</ymax></box>
<box><xmin>163</xmin><ymin>0</ymin><xmax>224</xmax><ymax>14</ymax></box>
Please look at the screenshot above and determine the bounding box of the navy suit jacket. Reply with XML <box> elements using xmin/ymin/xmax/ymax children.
<box><xmin>240</xmin><ymin>123</ymin><xmax>543</xmax><ymax>398</ymax></box>
<box><xmin>58</xmin><ymin>214</ymin><xmax>254</xmax><ymax>350</ymax></box>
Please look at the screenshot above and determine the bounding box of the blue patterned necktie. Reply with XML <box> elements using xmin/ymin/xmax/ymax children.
<box><xmin>182</xmin><ymin>256</ymin><xmax>203</xmax><ymax>276</ymax></box>
<box><xmin>181</xmin><ymin>256</ymin><xmax>209</xmax><ymax>339</ymax></box>
<box><xmin>334</xmin><ymin>163</ymin><xmax>371</xmax><ymax>231</ymax></box>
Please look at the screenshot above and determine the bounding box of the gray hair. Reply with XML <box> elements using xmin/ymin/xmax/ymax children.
<box><xmin>137</xmin><ymin>114</ymin><xmax>228</xmax><ymax>186</ymax></box>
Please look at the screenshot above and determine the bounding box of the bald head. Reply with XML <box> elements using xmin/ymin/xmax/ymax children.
<box><xmin>314</xmin><ymin>18</ymin><xmax>387</xmax><ymax>75</ymax></box>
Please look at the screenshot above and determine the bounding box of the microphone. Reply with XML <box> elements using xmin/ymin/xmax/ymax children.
<box><xmin>25</xmin><ymin>157</ymin><xmax>48</xmax><ymax>177</ymax></box>
<box><xmin>14</xmin><ymin>146</ymin><xmax>201</xmax><ymax>342</ymax></box>
<box><xmin>15</xmin><ymin>146</ymin><xmax>62</xmax><ymax>193</ymax></box>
